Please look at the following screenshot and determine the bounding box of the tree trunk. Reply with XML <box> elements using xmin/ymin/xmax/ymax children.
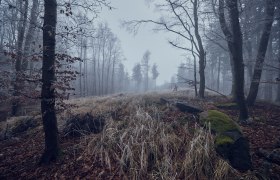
<box><xmin>218</xmin><ymin>0</ymin><xmax>248</xmax><ymax>121</ymax></box>
<box><xmin>264</xmin><ymin>38</ymin><xmax>273</xmax><ymax>101</ymax></box>
<box><xmin>22</xmin><ymin>0</ymin><xmax>39</xmax><ymax>70</ymax></box>
<box><xmin>40</xmin><ymin>0</ymin><xmax>60</xmax><ymax>164</ymax></box>
<box><xmin>111</xmin><ymin>59</ymin><xmax>115</xmax><ymax>94</ymax></box>
<box><xmin>79</xmin><ymin>38</ymin><xmax>83</xmax><ymax>97</ymax></box>
<box><xmin>277</xmin><ymin>68</ymin><xmax>280</xmax><ymax>102</ymax></box>
<box><xmin>101</xmin><ymin>37</ymin><xmax>106</xmax><ymax>95</ymax></box>
<box><xmin>92</xmin><ymin>46</ymin><xmax>96</xmax><ymax>96</ymax></box>
<box><xmin>194</xmin><ymin>57</ymin><xmax>198</xmax><ymax>97</ymax></box>
<box><xmin>217</xmin><ymin>56</ymin><xmax>221</xmax><ymax>92</ymax></box>
<box><xmin>194</xmin><ymin>0</ymin><xmax>205</xmax><ymax>98</ymax></box>
<box><xmin>106</xmin><ymin>44</ymin><xmax>112</xmax><ymax>95</ymax></box>
<box><xmin>12</xmin><ymin>0</ymin><xmax>29</xmax><ymax>116</ymax></box>
<box><xmin>229</xmin><ymin>56</ymin><xmax>237</xmax><ymax>100</ymax></box>
<box><xmin>247</xmin><ymin>0</ymin><xmax>276</xmax><ymax>106</ymax></box>
<box><xmin>276</xmin><ymin>9</ymin><xmax>280</xmax><ymax>103</ymax></box>
<box><xmin>83</xmin><ymin>40</ymin><xmax>87</xmax><ymax>96</ymax></box>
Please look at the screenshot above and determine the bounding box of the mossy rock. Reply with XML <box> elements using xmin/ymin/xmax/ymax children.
<box><xmin>199</xmin><ymin>110</ymin><xmax>252</xmax><ymax>172</ymax></box>
<box><xmin>215</xmin><ymin>102</ymin><xmax>238</xmax><ymax>110</ymax></box>
<box><xmin>199</xmin><ymin>110</ymin><xmax>241</xmax><ymax>134</ymax></box>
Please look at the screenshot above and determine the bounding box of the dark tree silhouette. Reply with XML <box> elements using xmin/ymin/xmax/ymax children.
<box><xmin>40</xmin><ymin>0</ymin><xmax>60</xmax><ymax>164</ymax></box>
<box><xmin>218</xmin><ymin>0</ymin><xmax>248</xmax><ymax>121</ymax></box>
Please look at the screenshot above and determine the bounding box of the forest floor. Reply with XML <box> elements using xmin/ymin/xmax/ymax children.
<box><xmin>0</xmin><ymin>89</ymin><xmax>279</xmax><ymax>179</ymax></box>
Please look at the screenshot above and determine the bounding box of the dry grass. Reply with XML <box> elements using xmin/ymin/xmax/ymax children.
<box><xmin>63</xmin><ymin>92</ymin><xmax>241</xmax><ymax>179</ymax></box>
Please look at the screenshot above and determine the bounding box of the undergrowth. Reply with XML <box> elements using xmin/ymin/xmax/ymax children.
<box><xmin>71</xmin><ymin>96</ymin><xmax>239</xmax><ymax>179</ymax></box>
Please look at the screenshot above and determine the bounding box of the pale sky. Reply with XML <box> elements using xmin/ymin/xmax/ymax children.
<box><xmin>98</xmin><ymin>0</ymin><xmax>185</xmax><ymax>85</ymax></box>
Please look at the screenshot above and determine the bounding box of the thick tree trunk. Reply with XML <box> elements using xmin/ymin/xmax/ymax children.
<box><xmin>218</xmin><ymin>0</ymin><xmax>248</xmax><ymax>121</ymax></box>
<box><xmin>247</xmin><ymin>0</ymin><xmax>276</xmax><ymax>106</ymax></box>
<box><xmin>277</xmin><ymin>13</ymin><xmax>280</xmax><ymax>103</ymax></box>
<box><xmin>40</xmin><ymin>0</ymin><xmax>60</xmax><ymax>164</ymax></box>
<box><xmin>277</xmin><ymin>69</ymin><xmax>280</xmax><ymax>102</ymax></box>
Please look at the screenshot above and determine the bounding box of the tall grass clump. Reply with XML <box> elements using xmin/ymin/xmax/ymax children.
<box><xmin>74</xmin><ymin>96</ymin><xmax>239</xmax><ymax>180</ymax></box>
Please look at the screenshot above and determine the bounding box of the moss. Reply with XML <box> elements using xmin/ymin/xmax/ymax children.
<box><xmin>200</xmin><ymin>110</ymin><xmax>241</xmax><ymax>134</ymax></box>
<box><xmin>215</xmin><ymin>102</ymin><xmax>238</xmax><ymax>109</ymax></box>
<box><xmin>215</xmin><ymin>135</ymin><xmax>234</xmax><ymax>146</ymax></box>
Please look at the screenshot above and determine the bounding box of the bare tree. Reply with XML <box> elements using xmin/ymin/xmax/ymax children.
<box><xmin>218</xmin><ymin>0</ymin><xmax>249</xmax><ymax>121</ymax></box>
<box><xmin>247</xmin><ymin>0</ymin><xmax>276</xmax><ymax>106</ymax></box>
<box><xmin>125</xmin><ymin>0</ymin><xmax>206</xmax><ymax>97</ymax></box>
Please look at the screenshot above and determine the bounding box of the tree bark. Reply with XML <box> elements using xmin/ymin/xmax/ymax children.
<box><xmin>40</xmin><ymin>0</ymin><xmax>60</xmax><ymax>164</ymax></box>
<box><xmin>111</xmin><ymin>58</ymin><xmax>115</xmax><ymax>94</ymax></box>
<box><xmin>247</xmin><ymin>0</ymin><xmax>276</xmax><ymax>106</ymax></box>
<box><xmin>12</xmin><ymin>0</ymin><xmax>29</xmax><ymax>116</ymax></box>
<box><xmin>264</xmin><ymin>38</ymin><xmax>273</xmax><ymax>101</ymax></box>
<box><xmin>22</xmin><ymin>0</ymin><xmax>39</xmax><ymax>70</ymax></box>
<box><xmin>218</xmin><ymin>0</ymin><xmax>249</xmax><ymax>121</ymax></box>
<box><xmin>277</xmin><ymin>9</ymin><xmax>280</xmax><ymax>103</ymax></box>
<box><xmin>194</xmin><ymin>0</ymin><xmax>205</xmax><ymax>98</ymax></box>
<box><xmin>79</xmin><ymin>38</ymin><xmax>83</xmax><ymax>97</ymax></box>
<box><xmin>217</xmin><ymin>56</ymin><xmax>221</xmax><ymax>92</ymax></box>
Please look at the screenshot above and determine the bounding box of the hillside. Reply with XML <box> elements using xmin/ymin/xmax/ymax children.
<box><xmin>0</xmin><ymin>90</ymin><xmax>280</xmax><ymax>179</ymax></box>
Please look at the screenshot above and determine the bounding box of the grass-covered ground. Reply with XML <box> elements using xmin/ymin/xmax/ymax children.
<box><xmin>0</xmin><ymin>90</ymin><xmax>279</xmax><ymax>179</ymax></box>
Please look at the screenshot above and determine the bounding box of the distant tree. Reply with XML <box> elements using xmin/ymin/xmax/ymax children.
<box><xmin>125</xmin><ymin>0</ymin><xmax>206</xmax><ymax>98</ymax></box>
<box><xmin>117</xmin><ymin>63</ymin><xmax>125</xmax><ymax>92</ymax></box>
<box><xmin>141</xmin><ymin>50</ymin><xmax>151</xmax><ymax>92</ymax></box>
<box><xmin>151</xmin><ymin>63</ymin><xmax>159</xmax><ymax>89</ymax></box>
<box><xmin>177</xmin><ymin>63</ymin><xmax>187</xmax><ymax>83</ymax></box>
<box><xmin>132</xmin><ymin>63</ymin><xmax>142</xmax><ymax>91</ymax></box>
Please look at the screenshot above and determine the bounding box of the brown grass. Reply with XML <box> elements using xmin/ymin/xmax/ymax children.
<box><xmin>62</xmin><ymin>92</ymin><xmax>242</xmax><ymax>179</ymax></box>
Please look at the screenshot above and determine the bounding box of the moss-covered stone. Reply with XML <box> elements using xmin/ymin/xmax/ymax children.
<box><xmin>199</xmin><ymin>110</ymin><xmax>252</xmax><ymax>172</ymax></box>
<box><xmin>199</xmin><ymin>110</ymin><xmax>241</xmax><ymax>134</ymax></box>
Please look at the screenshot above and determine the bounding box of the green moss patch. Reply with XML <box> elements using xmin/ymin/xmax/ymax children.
<box><xmin>215</xmin><ymin>103</ymin><xmax>238</xmax><ymax>109</ymax></box>
<box><xmin>200</xmin><ymin>110</ymin><xmax>241</xmax><ymax>134</ymax></box>
<box><xmin>215</xmin><ymin>135</ymin><xmax>234</xmax><ymax>146</ymax></box>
